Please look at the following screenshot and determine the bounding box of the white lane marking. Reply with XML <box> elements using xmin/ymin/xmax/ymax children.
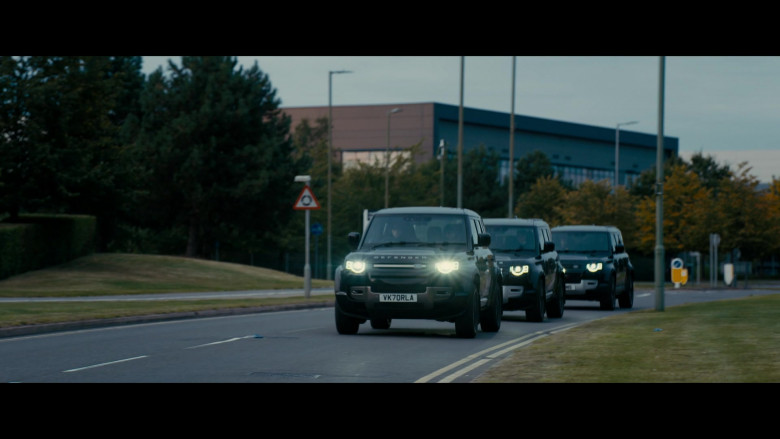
<box><xmin>63</xmin><ymin>355</ymin><xmax>148</xmax><ymax>373</ymax></box>
<box><xmin>416</xmin><ymin>322</ymin><xmax>581</xmax><ymax>383</ymax></box>
<box><xmin>186</xmin><ymin>335</ymin><xmax>257</xmax><ymax>349</ymax></box>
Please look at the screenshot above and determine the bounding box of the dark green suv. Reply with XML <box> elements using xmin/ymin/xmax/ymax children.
<box><xmin>334</xmin><ymin>207</ymin><xmax>502</xmax><ymax>338</ymax></box>
<box><xmin>551</xmin><ymin>225</ymin><xmax>634</xmax><ymax>310</ymax></box>
<box><xmin>484</xmin><ymin>218</ymin><xmax>565</xmax><ymax>322</ymax></box>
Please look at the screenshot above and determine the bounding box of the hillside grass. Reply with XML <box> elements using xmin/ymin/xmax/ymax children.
<box><xmin>0</xmin><ymin>253</ymin><xmax>333</xmax><ymax>297</ymax></box>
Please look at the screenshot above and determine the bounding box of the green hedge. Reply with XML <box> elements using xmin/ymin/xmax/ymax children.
<box><xmin>0</xmin><ymin>214</ymin><xmax>95</xmax><ymax>280</ymax></box>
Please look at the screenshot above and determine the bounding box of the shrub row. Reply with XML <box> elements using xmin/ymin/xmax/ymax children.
<box><xmin>0</xmin><ymin>214</ymin><xmax>95</xmax><ymax>280</ymax></box>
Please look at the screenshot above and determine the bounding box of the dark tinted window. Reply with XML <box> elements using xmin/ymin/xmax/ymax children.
<box><xmin>552</xmin><ymin>231</ymin><xmax>611</xmax><ymax>252</ymax></box>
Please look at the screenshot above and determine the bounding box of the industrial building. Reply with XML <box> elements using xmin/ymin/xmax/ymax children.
<box><xmin>282</xmin><ymin>102</ymin><xmax>679</xmax><ymax>187</ymax></box>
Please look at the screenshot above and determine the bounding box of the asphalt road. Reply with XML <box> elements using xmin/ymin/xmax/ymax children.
<box><xmin>1</xmin><ymin>284</ymin><xmax>776</xmax><ymax>383</ymax></box>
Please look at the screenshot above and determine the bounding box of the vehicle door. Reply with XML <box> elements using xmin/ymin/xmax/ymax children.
<box><xmin>612</xmin><ymin>231</ymin><xmax>626</xmax><ymax>287</ymax></box>
<box><xmin>539</xmin><ymin>226</ymin><xmax>556</xmax><ymax>295</ymax></box>
<box><xmin>470</xmin><ymin>216</ymin><xmax>493</xmax><ymax>300</ymax></box>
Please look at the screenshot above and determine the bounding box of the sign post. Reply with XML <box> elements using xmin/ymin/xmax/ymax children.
<box><xmin>671</xmin><ymin>258</ymin><xmax>685</xmax><ymax>288</ymax></box>
<box><xmin>293</xmin><ymin>176</ymin><xmax>321</xmax><ymax>298</ymax></box>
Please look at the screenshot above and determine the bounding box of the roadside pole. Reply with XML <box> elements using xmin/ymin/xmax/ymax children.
<box><xmin>293</xmin><ymin>175</ymin><xmax>321</xmax><ymax>298</ymax></box>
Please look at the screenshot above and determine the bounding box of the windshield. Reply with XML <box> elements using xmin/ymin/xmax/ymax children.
<box><xmin>552</xmin><ymin>231</ymin><xmax>610</xmax><ymax>253</ymax></box>
<box><xmin>361</xmin><ymin>214</ymin><xmax>469</xmax><ymax>249</ymax></box>
<box><xmin>485</xmin><ymin>225</ymin><xmax>537</xmax><ymax>253</ymax></box>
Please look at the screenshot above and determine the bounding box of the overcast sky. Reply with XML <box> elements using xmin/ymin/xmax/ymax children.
<box><xmin>142</xmin><ymin>56</ymin><xmax>780</xmax><ymax>184</ymax></box>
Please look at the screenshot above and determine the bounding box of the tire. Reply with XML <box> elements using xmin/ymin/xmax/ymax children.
<box><xmin>525</xmin><ymin>279</ymin><xmax>546</xmax><ymax>322</ymax></box>
<box><xmin>455</xmin><ymin>286</ymin><xmax>480</xmax><ymax>338</ymax></box>
<box><xmin>335</xmin><ymin>301</ymin><xmax>361</xmax><ymax>334</ymax></box>
<box><xmin>600</xmin><ymin>275</ymin><xmax>617</xmax><ymax>310</ymax></box>
<box><xmin>618</xmin><ymin>273</ymin><xmax>634</xmax><ymax>309</ymax></box>
<box><xmin>370</xmin><ymin>317</ymin><xmax>392</xmax><ymax>329</ymax></box>
<box><xmin>546</xmin><ymin>276</ymin><xmax>565</xmax><ymax>318</ymax></box>
<box><xmin>480</xmin><ymin>278</ymin><xmax>502</xmax><ymax>332</ymax></box>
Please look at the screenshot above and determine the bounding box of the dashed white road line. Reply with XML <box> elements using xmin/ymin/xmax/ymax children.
<box><xmin>63</xmin><ymin>355</ymin><xmax>148</xmax><ymax>373</ymax></box>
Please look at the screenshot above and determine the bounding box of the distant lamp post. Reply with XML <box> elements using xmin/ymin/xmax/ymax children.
<box><xmin>439</xmin><ymin>139</ymin><xmax>446</xmax><ymax>206</ymax></box>
<box><xmin>615</xmin><ymin>120</ymin><xmax>638</xmax><ymax>188</ymax></box>
<box><xmin>384</xmin><ymin>107</ymin><xmax>402</xmax><ymax>208</ymax></box>
<box><xmin>327</xmin><ymin>69</ymin><xmax>352</xmax><ymax>281</ymax></box>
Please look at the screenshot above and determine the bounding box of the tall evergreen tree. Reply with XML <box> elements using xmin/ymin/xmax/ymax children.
<box><xmin>132</xmin><ymin>56</ymin><xmax>305</xmax><ymax>258</ymax></box>
<box><xmin>0</xmin><ymin>56</ymin><xmax>140</xmax><ymax>247</ymax></box>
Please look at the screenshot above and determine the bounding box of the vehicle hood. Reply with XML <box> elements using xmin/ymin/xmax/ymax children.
<box><xmin>492</xmin><ymin>252</ymin><xmax>537</xmax><ymax>265</ymax></box>
<box><xmin>349</xmin><ymin>246</ymin><xmax>463</xmax><ymax>262</ymax></box>
<box><xmin>558</xmin><ymin>253</ymin><xmax>610</xmax><ymax>265</ymax></box>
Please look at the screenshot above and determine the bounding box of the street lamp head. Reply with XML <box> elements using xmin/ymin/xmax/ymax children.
<box><xmin>388</xmin><ymin>107</ymin><xmax>402</xmax><ymax>115</ymax></box>
<box><xmin>330</xmin><ymin>70</ymin><xmax>352</xmax><ymax>75</ymax></box>
<box><xmin>618</xmin><ymin>120</ymin><xmax>639</xmax><ymax>128</ymax></box>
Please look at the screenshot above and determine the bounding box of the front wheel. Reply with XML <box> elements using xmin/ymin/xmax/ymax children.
<box><xmin>455</xmin><ymin>286</ymin><xmax>480</xmax><ymax>338</ymax></box>
<box><xmin>480</xmin><ymin>278</ymin><xmax>502</xmax><ymax>332</ymax></box>
<box><xmin>335</xmin><ymin>302</ymin><xmax>361</xmax><ymax>334</ymax></box>
<box><xmin>600</xmin><ymin>275</ymin><xmax>617</xmax><ymax>311</ymax></box>
<box><xmin>525</xmin><ymin>279</ymin><xmax>546</xmax><ymax>322</ymax></box>
<box><xmin>546</xmin><ymin>276</ymin><xmax>565</xmax><ymax>318</ymax></box>
<box><xmin>618</xmin><ymin>273</ymin><xmax>634</xmax><ymax>309</ymax></box>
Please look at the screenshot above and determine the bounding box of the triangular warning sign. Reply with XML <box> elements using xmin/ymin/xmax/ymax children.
<box><xmin>293</xmin><ymin>185</ymin><xmax>321</xmax><ymax>210</ymax></box>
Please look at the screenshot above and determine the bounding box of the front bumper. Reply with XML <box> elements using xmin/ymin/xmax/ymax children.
<box><xmin>335</xmin><ymin>285</ymin><xmax>470</xmax><ymax>321</ymax></box>
<box><xmin>563</xmin><ymin>271</ymin><xmax>608</xmax><ymax>298</ymax></box>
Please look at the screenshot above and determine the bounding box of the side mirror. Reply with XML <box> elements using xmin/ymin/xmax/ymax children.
<box><xmin>543</xmin><ymin>241</ymin><xmax>555</xmax><ymax>253</ymax></box>
<box><xmin>477</xmin><ymin>233</ymin><xmax>491</xmax><ymax>247</ymax></box>
<box><xmin>615</xmin><ymin>244</ymin><xmax>625</xmax><ymax>254</ymax></box>
<box><xmin>348</xmin><ymin>232</ymin><xmax>361</xmax><ymax>249</ymax></box>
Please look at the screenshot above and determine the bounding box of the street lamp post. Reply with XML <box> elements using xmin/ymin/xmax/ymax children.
<box><xmin>327</xmin><ymin>69</ymin><xmax>352</xmax><ymax>281</ymax></box>
<box><xmin>615</xmin><ymin>120</ymin><xmax>638</xmax><ymax>188</ymax></box>
<box><xmin>508</xmin><ymin>56</ymin><xmax>516</xmax><ymax>218</ymax></box>
<box><xmin>385</xmin><ymin>107</ymin><xmax>402</xmax><ymax>208</ymax></box>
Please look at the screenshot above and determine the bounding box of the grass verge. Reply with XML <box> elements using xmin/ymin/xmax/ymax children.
<box><xmin>0</xmin><ymin>253</ymin><xmax>333</xmax><ymax>297</ymax></box>
<box><xmin>476</xmin><ymin>294</ymin><xmax>780</xmax><ymax>383</ymax></box>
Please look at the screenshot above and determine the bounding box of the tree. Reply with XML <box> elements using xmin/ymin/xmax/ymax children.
<box><xmin>0</xmin><ymin>56</ymin><xmax>142</xmax><ymax>252</ymax></box>
<box><xmin>513</xmin><ymin>149</ymin><xmax>558</xmax><ymax>198</ymax></box>
<box><xmin>131</xmin><ymin>56</ymin><xmax>305</xmax><ymax>258</ymax></box>
<box><xmin>714</xmin><ymin>163</ymin><xmax>775</xmax><ymax>260</ymax></box>
<box><xmin>762</xmin><ymin>178</ymin><xmax>780</xmax><ymax>256</ymax></box>
<box><xmin>513</xmin><ymin>175</ymin><xmax>568</xmax><ymax>226</ymax></box>
<box><xmin>461</xmin><ymin>145</ymin><xmax>505</xmax><ymax>218</ymax></box>
<box><xmin>628</xmin><ymin>154</ymin><xmax>686</xmax><ymax>198</ymax></box>
<box><xmin>634</xmin><ymin>163</ymin><xmax>714</xmax><ymax>256</ymax></box>
<box><xmin>688</xmin><ymin>151</ymin><xmax>732</xmax><ymax>194</ymax></box>
<box><xmin>558</xmin><ymin>179</ymin><xmax>614</xmax><ymax>226</ymax></box>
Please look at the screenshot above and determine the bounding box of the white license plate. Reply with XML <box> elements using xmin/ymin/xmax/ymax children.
<box><xmin>380</xmin><ymin>293</ymin><xmax>418</xmax><ymax>302</ymax></box>
<box><xmin>565</xmin><ymin>284</ymin><xmax>575</xmax><ymax>291</ymax></box>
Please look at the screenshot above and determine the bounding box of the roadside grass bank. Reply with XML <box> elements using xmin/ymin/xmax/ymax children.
<box><xmin>0</xmin><ymin>253</ymin><xmax>333</xmax><ymax>297</ymax></box>
<box><xmin>476</xmin><ymin>293</ymin><xmax>780</xmax><ymax>383</ymax></box>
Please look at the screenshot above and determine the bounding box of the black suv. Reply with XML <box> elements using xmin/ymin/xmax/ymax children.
<box><xmin>551</xmin><ymin>225</ymin><xmax>634</xmax><ymax>310</ymax></box>
<box><xmin>334</xmin><ymin>207</ymin><xmax>502</xmax><ymax>338</ymax></box>
<box><xmin>483</xmin><ymin>218</ymin><xmax>565</xmax><ymax>322</ymax></box>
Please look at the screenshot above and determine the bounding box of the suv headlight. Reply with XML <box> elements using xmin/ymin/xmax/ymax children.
<box><xmin>435</xmin><ymin>260</ymin><xmax>459</xmax><ymax>274</ymax></box>
<box><xmin>345</xmin><ymin>260</ymin><xmax>366</xmax><ymax>274</ymax></box>
<box><xmin>509</xmin><ymin>265</ymin><xmax>529</xmax><ymax>276</ymax></box>
<box><xmin>586</xmin><ymin>262</ymin><xmax>603</xmax><ymax>272</ymax></box>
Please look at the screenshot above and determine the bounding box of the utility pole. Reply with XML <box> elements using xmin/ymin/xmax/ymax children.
<box><xmin>655</xmin><ymin>56</ymin><xmax>666</xmax><ymax>312</ymax></box>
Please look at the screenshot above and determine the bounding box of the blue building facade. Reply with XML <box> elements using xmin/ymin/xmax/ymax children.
<box><xmin>282</xmin><ymin>102</ymin><xmax>679</xmax><ymax>188</ymax></box>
